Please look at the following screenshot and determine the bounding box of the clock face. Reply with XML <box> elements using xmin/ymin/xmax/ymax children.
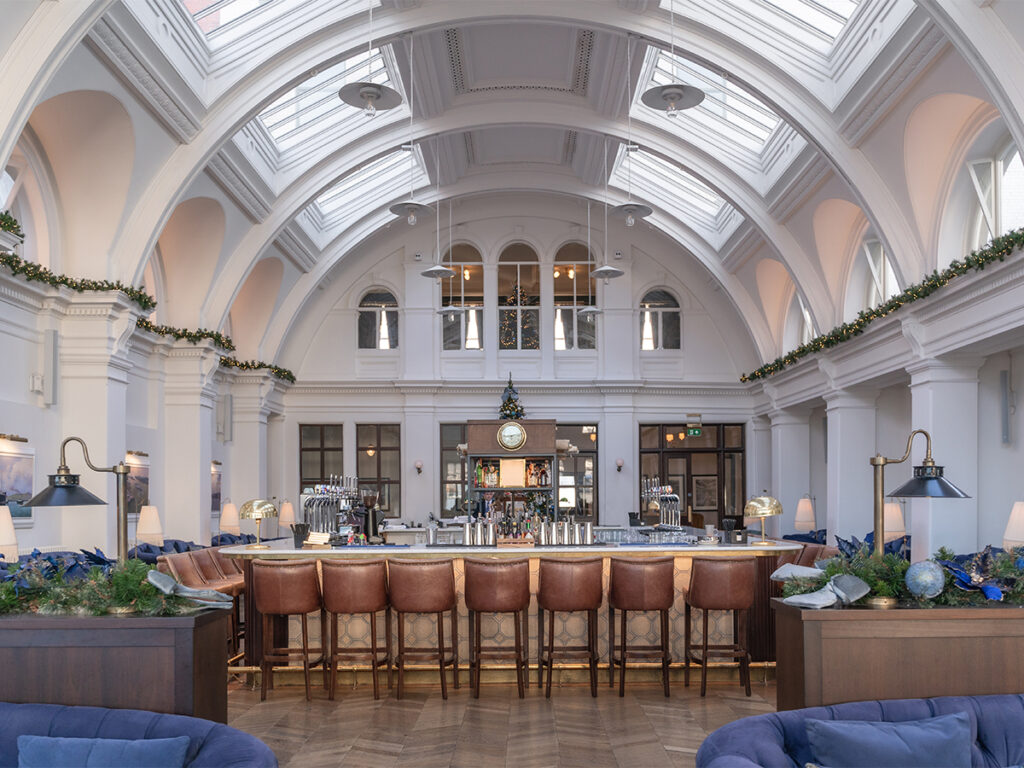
<box><xmin>497</xmin><ymin>421</ymin><xmax>527</xmax><ymax>451</ymax></box>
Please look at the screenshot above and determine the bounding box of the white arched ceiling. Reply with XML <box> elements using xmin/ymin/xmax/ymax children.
<box><xmin>812</xmin><ymin>197</ymin><xmax>868</xmax><ymax>324</ymax></box>
<box><xmin>156</xmin><ymin>197</ymin><xmax>226</xmax><ymax>328</ymax></box>
<box><xmin>229</xmin><ymin>256</ymin><xmax>284</xmax><ymax>359</ymax></box>
<box><xmin>27</xmin><ymin>90</ymin><xmax>133</xmax><ymax>277</ymax></box>
<box><xmin>903</xmin><ymin>92</ymin><xmax>999</xmax><ymax>258</ymax></box>
<box><xmin>755</xmin><ymin>258</ymin><xmax>794</xmax><ymax>350</ymax></box>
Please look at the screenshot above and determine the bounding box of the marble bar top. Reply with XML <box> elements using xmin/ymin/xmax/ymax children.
<box><xmin>221</xmin><ymin>540</ymin><xmax>800</xmax><ymax>559</ymax></box>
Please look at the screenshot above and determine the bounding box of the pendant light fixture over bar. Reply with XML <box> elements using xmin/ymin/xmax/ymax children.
<box><xmin>422</xmin><ymin>137</ymin><xmax>455</xmax><ymax>280</ymax></box>
<box><xmin>594</xmin><ymin>136</ymin><xmax>625</xmax><ymax>282</ymax></box>
<box><xmin>612</xmin><ymin>35</ymin><xmax>652</xmax><ymax>228</ymax></box>
<box><xmin>578</xmin><ymin>201</ymin><xmax>601</xmax><ymax>316</ymax></box>
<box><xmin>338</xmin><ymin>0</ymin><xmax>402</xmax><ymax>116</ymax></box>
<box><xmin>640</xmin><ymin>0</ymin><xmax>705</xmax><ymax>116</ymax></box>
<box><xmin>391</xmin><ymin>32</ymin><xmax>432</xmax><ymax>226</ymax></box>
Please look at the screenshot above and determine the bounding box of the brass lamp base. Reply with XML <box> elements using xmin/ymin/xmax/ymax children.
<box><xmin>245</xmin><ymin>543</ymin><xmax>270</xmax><ymax>550</ymax></box>
<box><xmin>864</xmin><ymin>595</ymin><xmax>898</xmax><ymax>609</ymax></box>
<box><xmin>750</xmin><ymin>540</ymin><xmax>775</xmax><ymax>546</ymax></box>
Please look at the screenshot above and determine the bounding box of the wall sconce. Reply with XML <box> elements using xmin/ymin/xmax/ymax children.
<box><xmin>126</xmin><ymin>450</ymin><xmax>149</xmax><ymax>458</ymax></box>
<box><xmin>0</xmin><ymin>434</ymin><xmax>28</xmax><ymax>443</ymax></box>
<box><xmin>414</xmin><ymin>460</ymin><xmax>423</xmax><ymax>475</ymax></box>
<box><xmin>366</xmin><ymin>446</ymin><xmax>376</xmax><ymax>457</ymax></box>
<box><xmin>615</xmin><ymin>458</ymin><xmax>624</xmax><ymax>472</ymax></box>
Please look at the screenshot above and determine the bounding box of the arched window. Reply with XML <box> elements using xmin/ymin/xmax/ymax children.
<box><xmin>861</xmin><ymin>239</ymin><xmax>899</xmax><ymax>309</ymax></box>
<box><xmin>553</xmin><ymin>243</ymin><xmax>596</xmax><ymax>351</ymax></box>
<box><xmin>441</xmin><ymin>244</ymin><xmax>483</xmax><ymax>350</ymax></box>
<box><xmin>967</xmin><ymin>145</ymin><xmax>1024</xmax><ymax>249</ymax></box>
<box><xmin>640</xmin><ymin>289</ymin><xmax>680</xmax><ymax>350</ymax></box>
<box><xmin>358</xmin><ymin>290</ymin><xmax>398</xmax><ymax>350</ymax></box>
<box><xmin>498</xmin><ymin>243</ymin><xmax>540</xmax><ymax>350</ymax></box>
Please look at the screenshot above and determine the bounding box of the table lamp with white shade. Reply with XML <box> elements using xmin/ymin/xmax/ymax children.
<box><xmin>883</xmin><ymin>502</ymin><xmax>906</xmax><ymax>542</ymax></box>
<box><xmin>278</xmin><ymin>500</ymin><xmax>295</xmax><ymax>534</ymax></box>
<box><xmin>794</xmin><ymin>496</ymin><xmax>816</xmax><ymax>532</ymax></box>
<box><xmin>219</xmin><ymin>501</ymin><xmax>240</xmax><ymax>535</ymax></box>
<box><xmin>1004</xmin><ymin>501</ymin><xmax>1024</xmax><ymax>550</ymax></box>
<box><xmin>135</xmin><ymin>505</ymin><xmax>164</xmax><ymax>547</ymax></box>
<box><xmin>0</xmin><ymin>504</ymin><xmax>18</xmax><ymax>564</ymax></box>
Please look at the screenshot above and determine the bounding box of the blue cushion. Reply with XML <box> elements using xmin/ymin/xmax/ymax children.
<box><xmin>806</xmin><ymin>712</ymin><xmax>971</xmax><ymax>768</ymax></box>
<box><xmin>18</xmin><ymin>734</ymin><xmax>189</xmax><ymax>768</ymax></box>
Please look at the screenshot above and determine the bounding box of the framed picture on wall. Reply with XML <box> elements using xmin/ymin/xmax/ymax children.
<box><xmin>124</xmin><ymin>454</ymin><xmax>149</xmax><ymax>519</ymax></box>
<box><xmin>692</xmin><ymin>475</ymin><xmax>719</xmax><ymax>511</ymax></box>
<box><xmin>0</xmin><ymin>444</ymin><xmax>34</xmax><ymax>519</ymax></box>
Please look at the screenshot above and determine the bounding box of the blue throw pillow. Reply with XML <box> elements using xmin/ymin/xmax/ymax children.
<box><xmin>806</xmin><ymin>712</ymin><xmax>971</xmax><ymax>768</ymax></box>
<box><xmin>18</xmin><ymin>734</ymin><xmax>190</xmax><ymax>768</ymax></box>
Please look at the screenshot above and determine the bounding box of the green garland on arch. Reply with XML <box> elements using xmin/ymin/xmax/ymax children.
<box><xmin>740</xmin><ymin>227</ymin><xmax>1024</xmax><ymax>383</ymax></box>
<box><xmin>219</xmin><ymin>356</ymin><xmax>296</xmax><ymax>384</ymax></box>
<box><xmin>0</xmin><ymin>252</ymin><xmax>157</xmax><ymax>312</ymax></box>
<box><xmin>135</xmin><ymin>317</ymin><xmax>235</xmax><ymax>352</ymax></box>
<box><xmin>0</xmin><ymin>210</ymin><xmax>24</xmax><ymax>240</ymax></box>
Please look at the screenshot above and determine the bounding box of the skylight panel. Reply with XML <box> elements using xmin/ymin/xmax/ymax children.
<box><xmin>182</xmin><ymin>0</ymin><xmax>278</xmax><ymax>35</ymax></box>
<box><xmin>763</xmin><ymin>0</ymin><xmax>859</xmax><ymax>40</ymax></box>
<box><xmin>258</xmin><ymin>51</ymin><xmax>393</xmax><ymax>152</ymax></box>
<box><xmin>612</xmin><ymin>147</ymin><xmax>728</xmax><ymax>224</ymax></box>
<box><xmin>313</xmin><ymin>149</ymin><xmax>427</xmax><ymax>229</ymax></box>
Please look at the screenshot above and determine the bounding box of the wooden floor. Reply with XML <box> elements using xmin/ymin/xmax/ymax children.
<box><xmin>227</xmin><ymin>676</ymin><xmax>776</xmax><ymax>767</ymax></box>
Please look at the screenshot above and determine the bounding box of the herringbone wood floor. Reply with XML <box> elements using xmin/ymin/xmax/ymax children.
<box><xmin>227</xmin><ymin>676</ymin><xmax>776</xmax><ymax>767</ymax></box>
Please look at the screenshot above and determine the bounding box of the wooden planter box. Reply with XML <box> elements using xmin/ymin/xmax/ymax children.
<box><xmin>0</xmin><ymin>610</ymin><xmax>229</xmax><ymax>722</ymax></box>
<box><xmin>774</xmin><ymin>599</ymin><xmax>1024</xmax><ymax>710</ymax></box>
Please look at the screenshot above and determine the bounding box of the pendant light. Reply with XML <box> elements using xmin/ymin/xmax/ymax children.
<box><xmin>640</xmin><ymin>0</ymin><xmax>704</xmax><ymax>116</ymax></box>
<box><xmin>338</xmin><ymin>0</ymin><xmax>402</xmax><ymax>116</ymax></box>
<box><xmin>594</xmin><ymin>135</ymin><xmax>625</xmax><ymax>281</ymax></box>
<box><xmin>390</xmin><ymin>32</ymin><xmax>432</xmax><ymax>226</ymax></box>
<box><xmin>612</xmin><ymin>35</ymin><xmax>652</xmax><ymax>227</ymax></box>
<box><xmin>577</xmin><ymin>201</ymin><xmax>601</xmax><ymax>316</ymax></box>
<box><xmin>422</xmin><ymin>137</ymin><xmax>456</xmax><ymax>280</ymax></box>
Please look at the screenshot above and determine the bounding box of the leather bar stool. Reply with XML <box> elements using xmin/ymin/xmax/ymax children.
<box><xmin>537</xmin><ymin>557</ymin><xmax>603</xmax><ymax>698</ymax></box>
<box><xmin>251</xmin><ymin>559</ymin><xmax>326</xmax><ymax>701</ymax></box>
<box><xmin>320</xmin><ymin>559</ymin><xmax>392</xmax><ymax>700</ymax></box>
<box><xmin>463</xmin><ymin>557</ymin><xmax>530</xmax><ymax>698</ymax></box>
<box><xmin>684</xmin><ymin>557</ymin><xmax>756</xmax><ymax>697</ymax></box>
<box><xmin>387</xmin><ymin>558</ymin><xmax>459</xmax><ymax>700</ymax></box>
<box><xmin>190</xmin><ymin>548</ymin><xmax>245</xmax><ymax>655</ymax></box>
<box><xmin>608</xmin><ymin>556</ymin><xmax>674</xmax><ymax>697</ymax></box>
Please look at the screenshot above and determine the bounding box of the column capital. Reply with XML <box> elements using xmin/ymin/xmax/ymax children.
<box><xmin>230</xmin><ymin>369</ymin><xmax>288</xmax><ymax>421</ymax></box>
<box><xmin>768</xmin><ymin>407</ymin><xmax>812</xmax><ymax>426</ymax></box>
<box><xmin>162</xmin><ymin>339</ymin><xmax>222</xmax><ymax>406</ymax></box>
<box><xmin>58</xmin><ymin>292</ymin><xmax>140</xmax><ymax>381</ymax></box>
<box><xmin>907</xmin><ymin>356</ymin><xmax>984</xmax><ymax>386</ymax></box>
<box><xmin>824</xmin><ymin>386</ymin><xmax>879</xmax><ymax>410</ymax></box>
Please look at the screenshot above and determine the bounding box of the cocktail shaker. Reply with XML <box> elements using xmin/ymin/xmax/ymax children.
<box><xmin>473</xmin><ymin>521</ymin><xmax>485</xmax><ymax>546</ymax></box>
<box><xmin>486</xmin><ymin>522</ymin><xmax>496</xmax><ymax>546</ymax></box>
<box><xmin>584</xmin><ymin>522</ymin><xmax>594</xmax><ymax>545</ymax></box>
<box><xmin>538</xmin><ymin>523</ymin><xmax>550</xmax><ymax>546</ymax></box>
<box><xmin>557</xmin><ymin>521</ymin><xmax>569</xmax><ymax>546</ymax></box>
<box><xmin>463</xmin><ymin>522</ymin><xmax>473</xmax><ymax>546</ymax></box>
<box><xmin>572</xmin><ymin>523</ymin><xmax>583</xmax><ymax>545</ymax></box>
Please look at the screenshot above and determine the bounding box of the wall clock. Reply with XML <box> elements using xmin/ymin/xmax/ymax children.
<box><xmin>497</xmin><ymin>421</ymin><xmax>527</xmax><ymax>451</ymax></box>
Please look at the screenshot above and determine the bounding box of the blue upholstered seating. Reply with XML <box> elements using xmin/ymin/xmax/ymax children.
<box><xmin>0</xmin><ymin>702</ymin><xmax>276</xmax><ymax>768</ymax></box>
<box><xmin>696</xmin><ymin>694</ymin><xmax>1024</xmax><ymax>768</ymax></box>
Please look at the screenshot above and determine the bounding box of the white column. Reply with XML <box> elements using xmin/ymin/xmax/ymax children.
<box><xmin>403</xmin><ymin>399</ymin><xmax>435</xmax><ymax>526</ymax></box>
<box><xmin>745</xmin><ymin>416</ymin><xmax>771</xmax><ymax>504</ymax></box>
<box><xmin>908</xmin><ymin>359</ymin><xmax>981</xmax><ymax>561</ymax></box>
<box><xmin>825</xmin><ymin>389</ymin><xmax>878</xmax><ymax>542</ymax></box>
<box><xmin>229</xmin><ymin>370</ymin><xmax>286</xmax><ymax>535</ymax></box>
<box><xmin>770</xmin><ymin>410</ymin><xmax>811</xmax><ymax>537</ymax></box>
<box><xmin>601</xmin><ymin>397</ymin><xmax>635</xmax><ymax>527</ymax></box>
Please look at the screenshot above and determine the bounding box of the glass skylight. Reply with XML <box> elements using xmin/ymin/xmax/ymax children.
<box><xmin>182</xmin><ymin>0</ymin><xmax>278</xmax><ymax>35</ymax></box>
<box><xmin>258</xmin><ymin>50</ymin><xmax>393</xmax><ymax>152</ymax></box>
<box><xmin>761</xmin><ymin>0</ymin><xmax>860</xmax><ymax>41</ymax></box>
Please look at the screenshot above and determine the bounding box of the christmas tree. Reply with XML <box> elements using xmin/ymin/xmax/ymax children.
<box><xmin>499</xmin><ymin>373</ymin><xmax>525</xmax><ymax>419</ymax></box>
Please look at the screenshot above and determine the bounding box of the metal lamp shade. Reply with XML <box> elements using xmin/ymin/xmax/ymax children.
<box><xmin>887</xmin><ymin>464</ymin><xmax>969</xmax><ymax>499</ymax></box>
<box><xmin>26</xmin><ymin>473</ymin><xmax>105</xmax><ymax>507</ymax></box>
<box><xmin>239</xmin><ymin>499</ymin><xmax>278</xmax><ymax>520</ymax></box>
<box><xmin>743</xmin><ymin>493</ymin><xmax>782</xmax><ymax>546</ymax></box>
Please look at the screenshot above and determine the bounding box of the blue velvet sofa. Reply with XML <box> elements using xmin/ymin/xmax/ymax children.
<box><xmin>0</xmin><ymin>702</ymin><xmax>277</xmax><ymax>768</ymax></box>
<box><xmin>696</xmin><ymin>694</ymin><xmax>1024</xmax><ymax>768</ymax></box>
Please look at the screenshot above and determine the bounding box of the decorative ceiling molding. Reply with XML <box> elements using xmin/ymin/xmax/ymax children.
<box><xmin>274</xmin><ymin>222</ymin><xmax>318</xmax><ymax>273</ymax></box>
<box><xmin>720</xmin><ymin>221</ymin><xmax>763</xmax><ymax>273</ymax></box>
<box><xmin>765</xmin><ymin>149</ymin><xmax>832</xmax><ymax>222</ymax></box>
<box><xmin>206</xmin><ymin>143</ymin><xmax>274</xmax><ymax>223</ymax></box>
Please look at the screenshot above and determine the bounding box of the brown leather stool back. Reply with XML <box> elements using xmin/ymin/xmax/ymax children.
<box><xmin>795</xmin><ymin>543</ymin><xmax>823</xmax><ymax>568</ymax></box>
<box><xmin>388</xmin><ymin>559</ymin><xmax>455</xmax><ymax>613</ymax></box>
<box><xmin>609</xmin><ymin>557</ymin><xmax>674</xmax><ymax>611</ymax></box>
<box><xmin>464</xmin><ymin>558</ymin><xmax>530</xmax><ymax>613</ymax></box>
<box><xmin>211</xmin><ymin>547</ymin><xmax>243</xmax><ymax>576</ymax></box>
<box><xmin>538</xmin><ymin>557</ymin><xmax>603</xmax><ymax>612</ymax></box>
<box><xmin>192</xmin><ymin>548</ymin><xmax>226</xmax><ymax>582</ymax></box>
<box><xmin>322</xmin><ymin>559</ymin><xmax>388</xmax><ymax>614</ymax></box>
<box><xmin>687</xmin><ymin>557</ymin><xmax>755</xmax><ymax>611</ymax></box>
<box><xmin>252</xmin><ymin>559</ymin><xmax>321</xmax><ymax>616</ymax></box>
<box><xmin>163</xmin><ymin>551</ymin><xmax>207</xmax><ymax>589</ymax></box>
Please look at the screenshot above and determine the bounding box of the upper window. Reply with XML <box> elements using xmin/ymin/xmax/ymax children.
<box><xmin>553</xmin><ymin>243</ymin><xmax>596</xmax><ymax>351</ymax></box>
<box><xmin>358</xmin><ymin>290</ymin><xmax>398</xmax><ymax>350</ymax></box>
<box><xmin>441</xmin><ymin>244</ymin><xmax>483</xmax><ymax>351</ymax></box>
<box><xmin>640</xmin><ymin>289</ymin><xmax>681</xmax><ymax>351</ymax></box>
<box><xmin>967</xmin><ymin>145</ymin><xmax>1024</xmax><ymax>249</ymax></box>
<box><xmin>498</xmin><ymin>244</ymin><xmax>540</xmax><ymax>351</ymax></box>
<box><xmin>862</xmin><ymin>240</ymin><xmax>899</xmax><ymax>310</ymax></box>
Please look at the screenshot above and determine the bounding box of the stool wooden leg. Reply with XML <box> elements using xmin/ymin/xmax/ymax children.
<box><xmin>320</xmin><ymin>609</ymin><xmax>329</xmax><ymax>692</ymax></box>
<box><xmin>386</xmin><ymin>607</ymin><xmax>393</xmax><ymax>690</ymax></box>
<box><xmin>300</xmin><ymin>613</ymin><xmax>312</xmax><ymax>701</ymax></box>
<box><xmin>536</xmin><ymin>607</ymin><xmax>544</xmax><ymax>689</ymax></box>
<box><xmin>328</xmin><ymin>612</ymin><xmax>337</xmax><ymax>701</ymax></box>
<box><xmin>451</xmin><ymin>606</ymin><xmax>460</xmax><ymax>690</ymax></box>
<box><xmin>260</xmin><ymin>613</ymin><xmax>271</xmax><ymax>702</ymax></box>
<box><xmin>618</xmin><ymin>607</ymin><xmax>627</xmax><ymax>698</ymax></box>
<box><xmin>472</xmin><ymin>610</ymin><xmax>481</xmax><ymax>699</ymax></box>
<box><xmin>545</xmin><ymin>609</ymin><xmax>555</xmax><ymax>699</ymax></box>
<box><xmin>589</xmin><ymin>609</ymin><xmax>598</xmax><ymax>698</ymax></box>
<box><xmin>370</xmin><ymin>610</ymin><xmax>380</xmax><ymax>700</ymax></box>
<box><xmin>522</xmin><ymin>605</ymin><xmax>529</xmax><ymax>690</ymax></box>
<box><xmin>397</xmin><ymin>612</ymin><xmax>406</xmax><ymax>700</ymax></box>
<box><xmin>468</xmin><ymin>610</ymin><xmax>476</xmax><ymax>696</ymax></box>
<box><xmin>608</xmin><ymin>605</ymin><xmax>615</xmax><ymax>688</ymax></box>
<box><xmin>738</xmin><ymin>608</ymin><xmax>751</xmax><ymax>697</ymax></box>
<box><xmin>700</xmin><ymin>610</ymin><xmax>709</xmax><ymax>697</ymax></box>
<box><xmin>514</xmin><ymin>609</ymin><xmax>525</xmax><ymax>699</ymax></box>
<box><xmin>660</xmin><ymin>609</ymin><xmax>670</xmax><ymax>698</ymax></box>
<box><xmin>684</xmin><ymin>603</ymin><xmax>691</xmax><ymax>687</ymax></box>
<box><xmin>437</xmin><ymin>611</ymin><xmax>448</xmax><ymax>701</ymax></box>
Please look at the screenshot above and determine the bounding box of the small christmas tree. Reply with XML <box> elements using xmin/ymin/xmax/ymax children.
<box><xmin>499</xmin><ymin>373</ymin><xmax>525</xmax><ymax>419</ymax></box>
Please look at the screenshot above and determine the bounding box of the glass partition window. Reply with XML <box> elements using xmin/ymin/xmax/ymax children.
<box><xmin>556</xmin><ymin>424</ymin><xmax>598</xmax><ymax>523</ymax></box>
<box><xmin>498</xmin><ymin>243</ymin><xmax>540</xmax><ymax>350</ymax></box>
<box><xmin>553</xmin><ymin>243</ymin><xmax>596</xmax><ymax>351</ymax></box>
<box><xmin>640</xmin><ymin>289</ymin><xmax>681</xmax><ymax>350</ymax></box>
<box><xmin>441</xmin><ymin>245</ymin><xmax>484</xmax><ymax>351</ymax></box>
<box><xmin>299</xmin><ymin>424</ymin><xmax>343</xmax><ymax>493</ymax></box>
<box><xmin>358</xmin><ymin>290</ymin><xmax>399</xmax><ymax>350</ymax></box>
<box><xmin>440</xmin><ymin>423</ymin><xmax>467</xmax><ymax>518</ymax></box>
<box><xmin>356</xmin><ymin>424</ymin><xmax>401</xmax><ymax>518</ymax></box>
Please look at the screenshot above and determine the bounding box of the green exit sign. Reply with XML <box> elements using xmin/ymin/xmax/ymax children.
<box><xmin>686</xmin><ymin>427</ymin><xmax>702</xmax><ymax>437</ymax></box>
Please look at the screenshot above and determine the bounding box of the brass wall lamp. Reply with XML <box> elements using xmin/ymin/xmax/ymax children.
<box><xmin>870</xmin><ymin>428</ymin><xmax>968</xmax><ymax>557</ymax></box>
<box><xmin>25</xmin><ymin>437</ymin><xmax>131</xmax><ymax>561</ymax></box>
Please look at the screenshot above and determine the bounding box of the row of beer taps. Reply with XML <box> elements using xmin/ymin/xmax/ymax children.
<box><xmin>303</xmin><ymin>475</ymin><xmax>361</xmax><ymax>533</ymax></box>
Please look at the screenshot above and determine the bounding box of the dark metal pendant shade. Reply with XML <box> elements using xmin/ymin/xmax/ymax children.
<box><xmin>26</xmin><ymin>473</ymin><xmax>106</xmax><ymax>507</ymax></box>
<box><xmin>887</xmin><ymin>464</ymin><xmax>969</xmax><ymax>499</ymax></box>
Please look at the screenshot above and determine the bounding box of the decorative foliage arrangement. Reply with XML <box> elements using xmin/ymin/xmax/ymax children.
<box><xmin>741</xmin><ymin>227</ymin><xmax>1024</xmax><ymax>382</ymax></box>
<box><xmin>499</xmin><ymin>373</ymin><xmax>525</xmax><ymax>419</ymax></box>
<box><xmin>0</xmin><ymin>552</ymin><xmax>193</xmax><ymax>616</ymax></box>
<box><xmin>0</xmin><ymin>252</ymin><xmax>157</xmax><ymax>312</ymax></box>
<box><xmin>219</xmin><ymin>355</ymin><xmax>296</xmax><ymax>383</ymax></box>
<box><xmin>136</xmin><ymin>317</ymin><xmax>236</xmax><ymax>352</ymax></box>
<box><xmin>0</xmin><ymin>210</ymin><xmax>24</xmax><ymax>241</ymax></box>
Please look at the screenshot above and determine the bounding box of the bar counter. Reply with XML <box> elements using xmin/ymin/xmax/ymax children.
<box><xmin>223</xmin><ymin>540</ymin><xmax>799</xmax><ymax>669</ymax></box>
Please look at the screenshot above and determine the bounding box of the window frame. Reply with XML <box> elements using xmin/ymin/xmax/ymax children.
<box><xmin>358</xmin><ymin>290</ymin><xmax>399</xmax><ymax>350</ymax></box>
<box><xmin>298</xmin><ymin>424</ymin><xmax>344</xmax><ymax>496</ymax></box>
<box><xmin>497</xmin><ymin>244</ymin><xmax>541</xmax><ymax>351</ymax></box>
<box><xmin>439</xmin><ymin>423</ymin><xmax>468</xmax><ymax>518</ymax></box>
<box><xmin>441</xmin><ymin>245</ymin><xmax>484</xmax><ymax>351</ymax></box>
<box><xmin>356</xmin><ymin>423</ymin><xmax>402</xmax><ymax>519</ymax></box>
<box><xmin>639</xmin><ymin>289</ymin><xmax>682</xmax><ymax>351</ymax></box>
<box><xmin>553</xmin><ymin>243</ymin><xmax>597</xmax><ymax>352</ymax></box>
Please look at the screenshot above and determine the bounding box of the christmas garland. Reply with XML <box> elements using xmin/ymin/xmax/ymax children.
<box><xmin>0</xmin><ymin>210</ymin><xmax>24</xmax><ymax>240</ymax></box>
<box><xmin>0</xmin><ymin>252</ymin><xmax>157</xmax><ymax>312</ymax></box>
<box><xmin>135</xmin><ymin>317</ymin><xmax>235</xmax><ymax>352</ymax></box>
<box><xmin>740</xmin><ymin>227</ymin><xmax>1024</xmax><ymax>383</ymax></box>
<box><xmin>219</xmin><ymin>356</ymin><xmax>296</xmax><ymax>383</ymax></box>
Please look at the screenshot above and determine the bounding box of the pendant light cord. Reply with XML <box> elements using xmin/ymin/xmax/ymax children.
<box><xmin>625</xmin><ymin>36</ymin><xmax>633</xmax><ymax>201</ymax></box>
<box><xmin>409</xmin><ymin>32</ymin><xmax>415</xmax><ymax>199</ymax></box>
<box><xmin>367</xmin><ymin>0</ymin><xmax>373</xmax><ymax>78</ymax></box>
<box><xmin>435</xmin><ymin>137</ymin><xmax>440</xmax><ymax>266</ymax></box>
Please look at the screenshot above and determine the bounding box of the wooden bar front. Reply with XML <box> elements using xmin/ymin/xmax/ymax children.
<box><xmin>774</xmin><ymin>599</ymin><xmax>1024</xmax><ymax>710</ymax></box>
